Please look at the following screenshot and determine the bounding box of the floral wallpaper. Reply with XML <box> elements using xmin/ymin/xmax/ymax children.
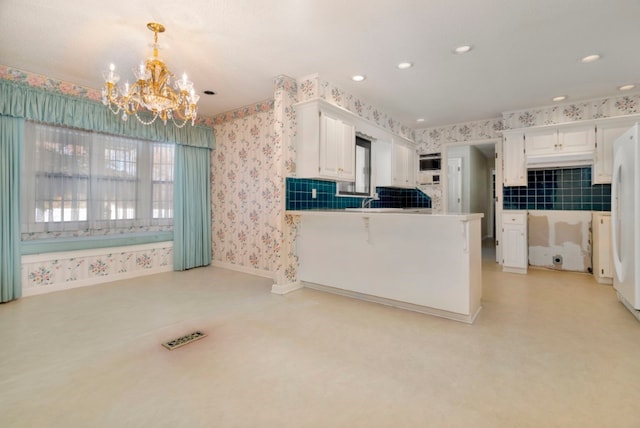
<box><xmin>21</xmin><ymin>243</ymin><xmax>173</xmax><ymax>296</ymax></box>
<box><xmin>297</xmin><ymin>73</ymin><xmax>415</xmax><ymax>141</ymax></box>
<box><xmin>415</xmin><ymin>118</ymin><xmax>504</xmax><ymax>154</ymax></box>
<box><xmin>502</xmin><ymin>94</ymin><xmax>640</xmax><ymax>129</ymax></box>
<box><xmin>0</xmin><ymin>65</ymin><xmax>102</xmax><ymax>101</ymax></box>
<box><xmin>414</xmin><ymin>118</ymin><xmax>503</xmax><ymax>211</ymax></box>
<box><xmin>273</xmin><ymin>76</ymin><xmax>299</xmax><ymax>286</ymax></box>
<box><xmin>211</xmin><ymin>99</ymin><xmax>281</xmax><ymax>273</ymax></box>
<box><xmin>210</xmin><ymin>75</ymin><xmax>299</xmax><ymax>285</ymax></box>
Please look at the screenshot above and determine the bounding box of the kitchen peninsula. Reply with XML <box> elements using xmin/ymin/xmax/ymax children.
<box><xmin>287</xmin><ymin>210</ymin><xmax>483</xmax><ymax>323</ymax></box>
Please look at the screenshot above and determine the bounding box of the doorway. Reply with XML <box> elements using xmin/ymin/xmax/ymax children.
<box><xmin>444</xmin><ymin>140</ymin><xmax>500</xmax><ymax>260</ymax></box>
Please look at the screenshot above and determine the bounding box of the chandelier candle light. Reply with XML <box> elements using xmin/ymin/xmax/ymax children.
<box><xmin>102</xmin><ymin>22</ymin><xmax>199</xmax><ymax>127</ymax></box>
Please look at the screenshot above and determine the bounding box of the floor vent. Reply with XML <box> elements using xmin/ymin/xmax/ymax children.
<box><xmin>162</xmin><ymin>331</ymin><xmax>207</xmax><ymax>350</ymax></box>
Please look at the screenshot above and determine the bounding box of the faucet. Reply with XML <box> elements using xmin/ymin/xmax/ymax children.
<box><xmin>361</xmin><ymin>195</ymin><xmax>377</xmax><ymax>208</ymax></box>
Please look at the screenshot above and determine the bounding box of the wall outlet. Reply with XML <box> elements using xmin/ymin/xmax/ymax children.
<box><xmin>312</xmin><ymin>188</ymin><xmax>317</xmax><ymax>199</ymax></box>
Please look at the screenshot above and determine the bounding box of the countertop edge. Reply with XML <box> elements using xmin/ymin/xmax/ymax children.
<box><xmin>285</xmin><ymin>210</ymin><xmax>484</xmax><ymax>220</ymax></box>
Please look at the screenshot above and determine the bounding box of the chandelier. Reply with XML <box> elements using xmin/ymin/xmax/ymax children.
<box><xmin>101</xmin><ymin>22</ymin><xmax>199</xmax><ymax>127</ymax></box>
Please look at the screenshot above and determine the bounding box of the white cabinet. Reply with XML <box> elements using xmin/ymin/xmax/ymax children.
<box><xmin>593</xmin><ymin>119</ymin><xmax>637</xmax><ymax>184</ymax></box>
<box><xmin>374</xmin><ymin>139</ymin><xmax>417</xmax><ymax>188</ymax></box>
<box><xmin>592</xmin><ymin>212</ymin><xmax>613</xmax><ymax>284</ymax></box>
<box><xmin>502</xmin><ymin>131</ymin><xmax>526</xmax><ymax>186</ymax></box>
<box><xmin>559</xmin><ymin>124</ymin><xmax>596</xmax><ymax>154</ymax></box>
<box><xmin>524</xmin><ymin>125</ymin><xmax>595</xmax><ymax>156</ymax></box>
<box><xmin>524</xmin><ymin>128</ymin><xmax>558</xmax><ymax>156</ymax></box>
<box><xmin>502</xmin><ymin>211</ymin><xmax>528</xmax><ymax>274</ymax></box>
<box><xmin>319</xmin><ymin>111</ymin><xmax>355</xmax><ymax>180</ymax></box>
<box><xmin>294</xmin><ymin>100</ymin><xmax>355</xmax><ymax>181</ymax></box>
<box><xmin>392</xmin><ymin>142</ymin><xmax>416</xmax><ymax>188</ymax></box>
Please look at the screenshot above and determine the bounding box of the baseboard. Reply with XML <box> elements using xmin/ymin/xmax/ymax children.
<box><xmin>271</xmin><ymin>281</ymin><xmax>303</xmax><ymax>295</ymax></box>
<box><xmin>302</xmin><ymin>281</ymin><xmax>479</xmax><ymax>324</ymax></box>
<box><xmin>211</xmin><ymin>260</ymin><xmax>274</xmax><ymax>279</ymax></box>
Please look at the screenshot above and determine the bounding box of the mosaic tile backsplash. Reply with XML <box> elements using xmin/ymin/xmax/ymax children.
<box><xmin>286</xmin><ymin>178</ymin><xmax>431</xmax><ymax>210</ymax></box>
<box><xmin>503</xmin><ymin>167</ymin><xmax>611</xmax><ymax>211</ymax></box>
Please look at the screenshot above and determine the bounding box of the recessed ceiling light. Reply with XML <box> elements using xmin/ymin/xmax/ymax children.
<box><xmin>453</xmin><ymin>45</ymin><xmax>472</xmax><ymax>54</ymax></box>
<box><xmin>552</xmin><ymin>95</ymin><xmax>567</xmax><ymax>102</ymax></box>
<box><xmin>397</xmin><ymin>62</ymin><xmax>413</xmax><ymax>70</ymax></box>
<box><xmin>618</xmin><ymin>84</ymin><xmax>635</xmax><ymax>91</ymax></box>
<box><xmin>581</xmin><ymin>54</ymin><xmax>601</xmax><ymax>63</ymax></box>
<box><xmin>416</xmin><ymin>118</ymin><xmax>425</xmax><ymax>123</ymax></box>
<box><xmin>203</xmin><ymin>90</ymin><xmax>216</xmax><ymax>95</ymax></box>
<box><xmin>351</xmin><ymin>75</ymin><xmax>366</xmax><ymax>82</ymax></box>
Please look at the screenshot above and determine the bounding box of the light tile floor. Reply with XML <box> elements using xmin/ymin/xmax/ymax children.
<box><xmin>1</xmin><ymin>249</ymin><xmax>640</xmax><ymax>427</ymax></box>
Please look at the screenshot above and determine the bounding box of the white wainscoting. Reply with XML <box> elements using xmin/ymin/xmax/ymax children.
<box><xmin>21</xmin><ymin>241</ymin><xmax>173</xmax><ymax>297</ymax></box>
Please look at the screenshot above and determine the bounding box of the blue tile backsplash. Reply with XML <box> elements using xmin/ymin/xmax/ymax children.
<box><xmin>286</xmin><ymin>178</ymin><xmax>431</xmax><ymax>210</ymax></box>
<box><xmin>503</xmin><ymin>167</ymin><xmax>611</xmax><ymax>211</ymax></box>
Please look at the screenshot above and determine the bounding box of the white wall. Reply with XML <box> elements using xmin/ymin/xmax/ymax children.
<box><xmin>528</xmin><ymin>210</ymin><xmax>592</xmax><ymax>272</ymax></box>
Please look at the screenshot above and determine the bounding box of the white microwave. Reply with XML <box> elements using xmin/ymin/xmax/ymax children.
<box><xmin>419</xmin><ymin>153</ymin><xmax>441</xmax><ymax>171</ymax></box>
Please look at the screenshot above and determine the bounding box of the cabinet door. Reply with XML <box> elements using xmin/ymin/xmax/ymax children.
<box><xmin>524</xmin><ymin>128</ymin><xmax>558</xmax><ymax>156</ymax></box>
<box><xmin>502</xmin><ymin>224</ymin><xmax>527</xmax><ymax>268</ymax></box>
<box><xmin>405</xmin><ymin>146</ymin><xmax>416</xmax><ymax>187</ymax></box>
<box><xmin>594</xmin><ymin>121</ymin><xmax>634</xmax><ymax>184</ymax></box>
<box><xmin>558</xmin><ymin>125</ymin><xmax>595</xmax><ymax>154</ymax></box>
<box><xmin>392</xmin><ymin>143</ymin><xmax>416</xmax><ymax>188</ymax></box>
<box><xmin>339</xmin><ymin>121</ymin><xmax>356</xmax><ymax>180</ymax></box>
<box><xmin>502</xmin><ymin>212</ymin><xmax>527</xmax><ymax>272</ymax></box>
<box><xmin>599</xmin><ymin>215</ymin><xmax>613</xmax><ymax>278</ymax></box>
<box><xmin>319</xmin><ymin>112</ymin><xmax>355</xmax><ymax>180</ymax></box>
<box><xmin>503</xmin><ymin>132</ymin><xmax>526</xmax><ymax>186</ymax></box>
<box><xmin>319</xmin><ymin>113</ymin><xmax>342</xmax><ymax>179</ymax></box>
<box><xmin>593</xmin><ymin>213</ymin><xmax>613</xmax><ymax>279</ymax></box>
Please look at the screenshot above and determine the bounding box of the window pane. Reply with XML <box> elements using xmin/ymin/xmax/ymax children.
<box><xmin>152</xmin><ymin>144</ymin><xmax>174</xmax><ymax>219</ymax></box>
<box><xmin>22</xmin><ymin>122</ymin><xmax>175</xmax><ymax>238</ymax></box>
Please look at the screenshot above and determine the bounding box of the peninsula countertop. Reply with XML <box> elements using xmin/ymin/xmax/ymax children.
<box><xmin>286</xmin><ymin>208</ymin><xmax>484</xmax><ymax>221</ymax></box>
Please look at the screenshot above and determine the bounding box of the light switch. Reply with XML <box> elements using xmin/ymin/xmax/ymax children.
<box><xmin>312</xmin><ymin>188</ymin><xmax>317</xmax><ymax>199</ymax></box>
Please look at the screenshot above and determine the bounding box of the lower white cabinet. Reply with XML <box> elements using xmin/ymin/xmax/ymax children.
<box><xmin>502</xmin><ymin>211</ymin><xmax>528</xmax><ymax>274</ymax></box>
<box><xmin>592</xmin><ymin>212</ymin><xmax>613</xmax><ymax>284</ymax></box>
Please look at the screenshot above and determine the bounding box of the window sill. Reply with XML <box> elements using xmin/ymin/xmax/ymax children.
<box><xmin>21</xmin><ymin>231</ymin><xmax>173</xmax><ymax>255</ymax></box>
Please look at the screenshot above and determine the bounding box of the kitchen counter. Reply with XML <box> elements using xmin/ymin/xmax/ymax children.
<box><xmin>287</xmin><ymin>209</ymin><xmax>483</xmax><ymax>323</ymax></box>
<box><xmin>286</xmin><ymin>208</ymin><xmax>483</xmax><ymax>218</ymax></box>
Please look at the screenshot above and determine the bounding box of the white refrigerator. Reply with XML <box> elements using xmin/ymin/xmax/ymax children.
<box><xmin>612</xmin><ymin>123</ymin><xmax>640</xmax><ymax>318</ymax></box>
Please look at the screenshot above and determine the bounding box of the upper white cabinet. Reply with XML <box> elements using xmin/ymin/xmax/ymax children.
<box><xmin>502</xmin><ymin>131</ymin><xmax>526</xmax><ymax>186</ymax></box>
<box><xmin>295</xmin><ymin>100</ymin><xmax>356</xmax><ymax>181</ymax></box>
<box><xmin>593</xmin><ymin>118</ymin><xmax>637</xmax><ymax>184</ymax></box>
<box><xmin>524</xmin><ymin>125</ymin><xmax>595</xmax><ymax>156</ymax></box>
<box><xmin>374</xmin><ymin>139</ymin><xmax>417</xmax><ymax>188</ymax></box>
<box><xmin>523</xmin><ymin>128</ymin><xmax>557</xmax><ymax>156</ymax></box>
<box><xmin>392</xmin><ymin>142</ymin><xmax>417</xmax><ymax>188</ymax></box>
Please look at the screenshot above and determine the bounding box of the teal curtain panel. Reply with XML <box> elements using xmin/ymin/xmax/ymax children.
<box><xmin>173</xmin><ymin>144</ymin><xmax>212</xmax><ymax>270</ymax></box>
<box><xmin>0</xmin><ymin>116</ymin><xmax>23</xmax><ymax>302</ymax></box>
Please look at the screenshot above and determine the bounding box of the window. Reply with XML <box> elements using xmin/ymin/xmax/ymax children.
<box><xmin>22</xmin><ymin>122</ymin><xmax>174</xmax><ymax>238</ymax></box>
<box><xmin>337</xmin><ymin>136</ymin><xmax>371</xmax><ymax>196</ymax></box>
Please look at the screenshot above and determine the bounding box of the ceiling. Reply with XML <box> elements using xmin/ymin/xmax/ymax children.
<box><xmin>1</xmin><ymin>0</ymin><xmax>639</xmax><ymax>129</ymax></box>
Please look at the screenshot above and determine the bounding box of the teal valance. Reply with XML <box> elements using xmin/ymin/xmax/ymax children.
<box><xmin>0</xmin><ymin>79</ymin><xmax>215</xmax><ymax>149</ymax></box>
